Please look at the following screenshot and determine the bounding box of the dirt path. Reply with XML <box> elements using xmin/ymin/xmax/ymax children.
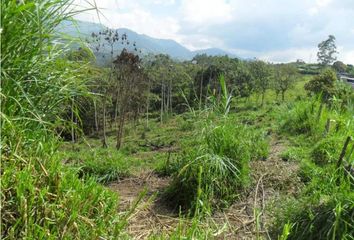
<box><xmin>108</xmin><ymin>135</ymin><xmax>303</xmax><ymax>239</ymax></box>
<box><xmin>108</xmin><ymin>171</ymin><xmax>178</xmax><ymax>239</ymax></box>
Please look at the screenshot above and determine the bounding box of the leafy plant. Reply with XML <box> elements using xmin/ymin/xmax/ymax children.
<box><xmin>311</xmin><ymin>136</ymin><xmax>343</xmax><ymax>166</ymax></box>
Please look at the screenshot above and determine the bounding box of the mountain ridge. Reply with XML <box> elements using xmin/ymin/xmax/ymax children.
<box><xmin>59</xmin><ymin>20</ymin><xmax>238</xmax><ymax>61</ymax></box>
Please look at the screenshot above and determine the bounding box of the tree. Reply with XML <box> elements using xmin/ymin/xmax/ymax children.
<box><xmin>88</xmin><ymin>28</ymin><xmax>128</xmax><ymax>147</ymax></box>
<box><xmin>274</xmin><ymin>64</ymin><xmax>298</xmax><ymax>101</ymax></box>
<box><xmin>332</xmin><ymin>61</ymin><xmax>347</xmax><ymax>73</ymax></box>
<box><xmin>317</xmin><ymin>35</ymin><xmax>338</xmax><ymax>66</ymax></box>
<box><xmin>249</xmin><ymin>60</ymin><xmax>272</xmax><ymax>106</ymax></box>
<box><xmin>194</xmin><ymin>65</ymin><xmax>223</xmax><ymax>107</ymax></box>
<box><xmin>232</xmin><ymin>63</ymin><xmax>254</xmax><ymax>99</ymax></box>
<box><xmin>113</xmin><ymin>49</ymin><xmax>147</xmax><ymax>150</ymax></box>
<box><xmin>304</xmin><ymin>68</ymin><xmax>337</xmax><ymax>101</ymax></box>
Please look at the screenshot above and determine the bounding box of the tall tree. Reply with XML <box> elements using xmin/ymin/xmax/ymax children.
<box><xmin>273</xmin><ymin>64</ymin><xmax>298</xmax><ymax>101</ymax></box>
<box><xmin>113</xmin><ymin>49</ymin><xmax>147</xmax><ymax>150</ymax></box>
<box><xmin>317</xmin><ymin>35</ymin><xmax>338</xmax><ymax>66</ymax></box>
<box><xmin>250</xmin><ymin>60</ymin><xmax>272</xmax><ymax>106</ymax></box>
<box><xmin>88</xmin><ymin>28</ymin><xmax>128</xmax><ymax>147</ymax></box>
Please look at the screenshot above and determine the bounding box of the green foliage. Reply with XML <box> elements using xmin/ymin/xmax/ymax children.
<box><xmin>2</xmin><ymin>151</ymin><xmax>129</xmax><ymax>239</ymax></box>
<box><xmin>249</xmin><ymin>60</ymin><xmax>273</xmax><ymax>106</ymax></box>
<box><xmin>273</xmin><ymin>167</ymin><xmax>354</xmax><ymax>240</ymax></box>
<box><xmin>332</xmin><ymin>61</ymin><xmax>347</xmax><ymax>73</ymax></box>
<box><xmin>1</xmin><ymin>1</ymin><xmax>131</xmax><ymax>238</ymax></box>
<box><xmin>317</xmin><ymin>35</ymin><xmax>338</xmax><ymax>66</ymax></box>
<box><xmin>150</xmin><ymin>209</ymin><xmax>216</xmax><ymax>239</ymax></box>
<box><xmin>280</xmin><ymin>147</ymin><xmax>307</xmax><ymax>162</ymax></box>
<box><xmin>305</xmin><ymin>68</ymin><xmax>338</xmax><ymax>101</ymax></box>
<box><xmin>61</xmin><ymin>148</ymin><xmax>130</xmax><ymax>183</ymax></box>
<box><xmin>311</xmin><ymin>136</ymin><xmax>343</xmax><ymax>166</ymax></box>
<box><xmin>331</xmin><ymin>80</ymin><xmax>354</xmax><ymax>109</ymax></box>
<box><xmin>164</xmin><ymin>120</ymin><xmax>268</xmax><ymax>213</ymax></box>
<box><xmin>273</xmin><ymin>64</ymin><xmax>298</xmax><ymax>101</ymax></box>
<box><xmin>278</xmin><ymin>99</ymin><xmax>323</xmax><ymax>136</ymax></box>
<box><xmin>208</xmin><ymin>75</ymin><xmax>233</xmax><ymax>115</ymax></box>
<box><xmin>232</xmin><ymin>63</ymin><xmax>254</xmax><ymax>98</ymax></box>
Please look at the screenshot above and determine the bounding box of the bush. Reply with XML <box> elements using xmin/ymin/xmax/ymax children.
<box><xmin>311</xmin><ymin>136</ymin><xmax>343</xmax><ymax>166</ymax></box>
<box><xmin>305</xmin><ymin>68</ymin><xmax>337</xmax><ymax>101</ymax></box>
<box><xmin>164</xmin><ymin>121</ymin><xmax>268</xmax><ymax>213</ymax></box>
<box><xmin>278</xmin><ymin>99</ymin><xmax>323</xmax><ymax>136</ymax></box>
<box><xmin>273</xmin><ymin>170</ymin><xmax>354</xmax><ymax>240</ymax></box>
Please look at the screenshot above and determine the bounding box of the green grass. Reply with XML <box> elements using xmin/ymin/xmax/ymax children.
<box><xmin>163</xmin><ymin>117</ymin><xmax>269</xmax><ymax>213</ymax></box>
<box><xmin>2</xmin><ymin>1</ymin><xmax>353</xmax><ymax>238</ymax></box>
<box><xmin>1</xmin><ymin>1</ymin><xmax>134</xmax><ymax>238</ymax></box>
<box><xmin>270</xmin><ymin>91</ymin><xmax>354</xmax><ymax>239</ymax></box>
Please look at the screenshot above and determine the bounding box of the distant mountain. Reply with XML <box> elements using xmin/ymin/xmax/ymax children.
<box><xmin>57</xmin><ymin>20</ymin><xmax>237</xmax><ymax>62</ymax></box>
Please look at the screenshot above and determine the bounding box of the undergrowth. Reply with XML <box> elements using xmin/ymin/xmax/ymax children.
<box><xmin>273</xmin><ymin>95</ymin><xmax>354</xmax><ymax>240</ymax></box>
<box><xmin>1</xmin><ymin>1</ymin><xmax>133</xmax><ymax>238</ymax></box>
<box><xmin>164</xmin><ymin>118</ymin><xmax>269</xmax><ymax>214</ymax></box>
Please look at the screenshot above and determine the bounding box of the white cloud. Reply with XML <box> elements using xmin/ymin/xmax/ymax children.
<box><xmin>316</xmin><ymin>0</ymin><xmax>332</xmax><ymax>7</ymax></box>
<box><xmin>72</xmin><ymin>0</ymin><xmax>354</xmax><ymax>64</ymax></box>
<box><xmin>74</xmin><ymin>0</ymin><xmax>182</xmax><ymax>42</ymax></box>
<box><xmin>152</xmin><ymin>0</ymin><xmax>175</xmax><ymax>5</ymax></box>
<box><xmin>340</xmin><ymin>50</ymin><xmax>354</xmax><ymax>65</ymax></box>
<box><xmin>258</xmin><ymin>48</ymin><xmax>318</xmax><ymax>63</ymax></box>
<box><xmin>180</xmin><ymin>0</ymin><xmax>234</xmax><ymax>25</ymax></box>
<box><xmin>308</xmin><ymin>0</ymin><xmax>333</xmax><ymax>16</ymax></box>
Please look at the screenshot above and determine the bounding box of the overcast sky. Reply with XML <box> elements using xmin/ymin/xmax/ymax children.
<box><xmin>73</xmin><ymin>0</ymin><xmax>354</xmax><ymax>64</ymax></box>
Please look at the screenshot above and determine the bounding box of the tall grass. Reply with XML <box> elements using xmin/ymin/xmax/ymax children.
<box><xmin>164</xmin><ymin>119</ymin><xmax>268</xmax><ymax>213</ymax></box>
<box><xmin>1</xmin><ymin>1</ymin><xmax>131</xmax><ymax>238</ymax></box>
<box><xmin>273</xmin><ymin>94</ymin><xmax>354</xmax><ymax>239</ymax></box>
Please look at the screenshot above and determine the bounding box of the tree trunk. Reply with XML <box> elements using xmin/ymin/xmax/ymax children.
<box><xmin>169</xmin><ymin>79</ymin><xmax>173</xmax><ymax>113</ymax></box>
<box><xmin>166</xmin><ymin>83</ymin><xmax>170</xmax><ymax>113</ymax></box>
<box><xmin>146</xmin><ymin>80</ymin><xmax>150</xmax><ymax>128</ymax></box>
<box><xmin>281</xmin><ymin>90</ymin><xmax>285</xmax><ymax>101</ymax></box>
<box><xmin>160</xmin><ymin>82</ymin><xmax>164</xmax><ymax>124</ymax></box>
<box><xmin>116</xmin><ymin>111</ymin><xmax>126</xmax><ymax>150</ymax></box>
<box><xmin>199</xmin><ymin>70</ymin><xmax>203</xmax><ymax>110</ymax></box>
<box><xmin>261</xmin><ymin>90</ymin><xmax>265</xmax><ymax>107</ymax></box>
<box><xmin>114</xmin><ymin>96</ymin><xmax>119</xmax><ymax>128</ymax></box>
<box><xmin>94</xmin><ymin>99</ymin><xmax>98</xmax><ymax>132</ymax></box>
<box><xmin>102</xmin><ymin>96</ymin><xmax>108</xmax><ymax>148</ymax></box>
<box><xmin>71</xmin><ymin>98</ymin><xmax>75</xmax><ymax>143</ymax></box>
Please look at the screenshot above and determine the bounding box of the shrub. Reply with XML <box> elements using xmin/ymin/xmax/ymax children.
<box><xmin>304</xmin><ymin>68</ymin><xmax>337</xmax><ymax>101</ymax></box>
<box><xmin>164</xmin><ymin>121</ymin><xmax>268</xmax><ymax>213</ymax></box>
<box><xmin>278</xmin><ymin>99</ymin><xmax>323</xmax><ymax>136</ymax></box>
<box><xmin>273</xmin><ymin>172</ymin><xmax>354</xmax><ymax>240</ymax></box>
<box><xmin>311</xmin><ymin>136</ymin><xmax>343</xmax><ymax>166</ymax></box>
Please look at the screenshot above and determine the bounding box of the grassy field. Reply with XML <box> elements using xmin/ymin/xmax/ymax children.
<box><xmin>54</xmin><ymin>79</ymin><xmax>354</xmax><ymax>239</ymax></box>
<box><xmin>2</xmin><ymin>1</ymin><xmax>353</xmax><ymax>239</ymax></box>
